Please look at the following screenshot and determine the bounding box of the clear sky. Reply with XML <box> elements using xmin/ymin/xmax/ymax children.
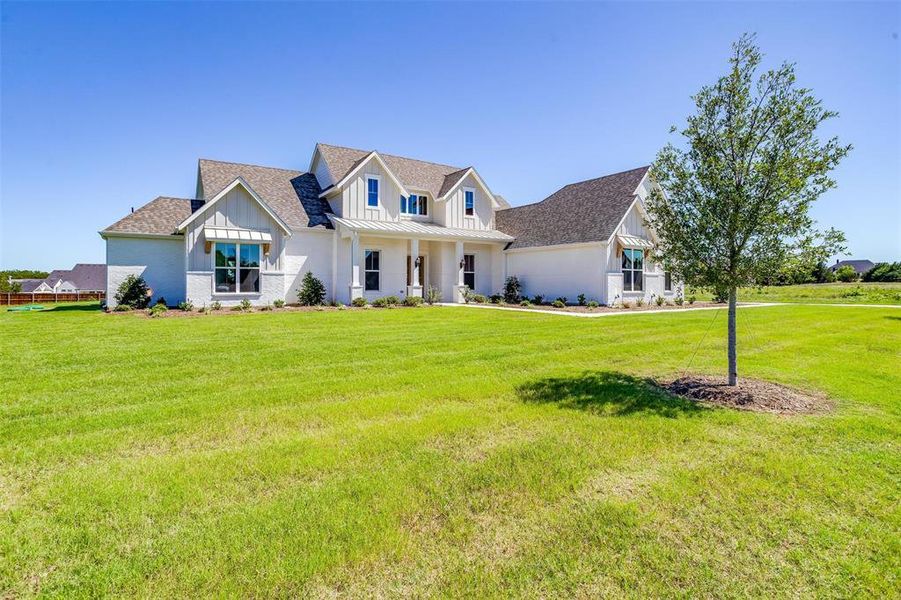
<box><xmin>1</xmin><ymin>1</ymin><xmax>898</xmax><ymax>270</ymax></box>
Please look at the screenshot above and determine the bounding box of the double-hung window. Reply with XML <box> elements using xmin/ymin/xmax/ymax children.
<box><xmin>364</xmin><ymin>249</ymin><xmax>380</xmax><ymax>291</ymax></box>
<box><xmin>400</xmin><ymin>194</ymin><xmax>428</xmax><ymax>216</ymax></box>
<box><xmin>464</xmin><ymin>189</ymin><xmax>474</xmax><ymax>216</ymax></box>
<box><xmin>215</xmin><ymin>243</ymin><xmax>260</xmax><ymax>293</ymax></box>
<box><xmin>463</xmin><ymin>254</ymin><xmax>475</xmax><ymax>290</ymax></box>
<box><xmin>367</xmin><ymin>176</ymin><xmax>380</xmax><ymax>207</ymax></box>
<box><xmin>622</xmin><ymin>248</ymin><xmax>644</xmax><ymax>292</ymax></box>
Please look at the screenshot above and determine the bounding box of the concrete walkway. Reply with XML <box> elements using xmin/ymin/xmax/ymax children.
<box><xmin>440</xmin><ymin>301</ymin><xmax>900</xmax><ymax>318</ymax></box>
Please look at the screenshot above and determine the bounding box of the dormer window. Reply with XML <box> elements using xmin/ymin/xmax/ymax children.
<box><xmin>464</xmin><ymin>189</ymin><xmax>475</xmax><ymax>217</ymax></box>
<box><xmin>401</xmin><ymin>194</ymin><xmax>428</xmax><ymax>216</ymax></box>
<box><xmin>366</xmin><ymin>176</ymin><xmax>380</xmax><ymax>207</ymax></box>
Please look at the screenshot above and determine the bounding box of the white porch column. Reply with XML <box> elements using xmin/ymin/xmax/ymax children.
<box><xmin>349</xmin><ymin>232</ymin><xmax>363</xmax><ymax>301</ymax></box>
<box><xmin>407</xmin><ymin>238</ymin><xmax>423</xmax><ymax>298</ymax></box>
<box><xmin>454</xmin><ymin>240</ymin><xmax>466</xmax><ymax>303</ymax></box>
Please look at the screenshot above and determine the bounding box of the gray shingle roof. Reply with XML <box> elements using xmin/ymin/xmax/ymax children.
<box><xmin>495</xmin><ymin>166</ymin><xmax>650</xmax><ymax>250</ymax></box>
<box><xmin>198</xmin><ymin>159</ymin><xmax>331</xmax><ymax>229</ymax></box>
<box><xmin>43</xmin><ymin>264</ymin><xmax>107</xmax><ymax>291</ymax></box>
<box><xmin>102</xmin><ymin>197</ymin><xmax>193</xmax><ymax>236</ymax></box>
<box><xmin>16</xmin><ymin>279</ymin><xmax>46</xmax><ymax>293</ymax></box>
<box><xmin>316</xmin><ymin>143</ymin><xmax>466</xmax><ymax>199</ymax></box>
<box><xmin>831</xmin><ymin>259</ymin><xmax>875</xmax><ymax>274</ymax></box>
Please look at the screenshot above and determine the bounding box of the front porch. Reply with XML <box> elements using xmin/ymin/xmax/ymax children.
<box><xmin>330</xmin><ymin>217</ymin><xmax>512</xmax><ymax>304</ymax></box>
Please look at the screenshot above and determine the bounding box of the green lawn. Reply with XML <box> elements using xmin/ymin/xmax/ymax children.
<box><xmin>1</xmin><ymin>303</ymin><xmax>899</xmax><ymax>597</ymax></box>
<box><xmin>694</xmin><ymin>281</ymin><xmax>901</xmax><ymax>305</ymax></box>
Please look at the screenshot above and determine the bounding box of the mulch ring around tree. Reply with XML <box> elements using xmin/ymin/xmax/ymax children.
<box><xmin>660</xmin><ymin>375</ymin><xmax>833</xmax><ymax>415</ymax></box>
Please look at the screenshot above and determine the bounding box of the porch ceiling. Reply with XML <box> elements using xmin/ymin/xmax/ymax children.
<box><xmin>329</xmin><ymin>216</ymin><xmax>514</xmax><ymax>243</ymax></box>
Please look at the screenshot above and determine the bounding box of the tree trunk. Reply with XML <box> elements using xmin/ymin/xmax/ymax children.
<box><xmin>728</xmin><ymin>287</ymin><xmax>738</xmax><ymax>386</ymax></box>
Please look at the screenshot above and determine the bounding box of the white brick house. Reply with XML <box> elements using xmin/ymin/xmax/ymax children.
<box><xmin>100</xmin><ymin>143</ymin><xmax>676</xmax><ymax>308</ymax></box>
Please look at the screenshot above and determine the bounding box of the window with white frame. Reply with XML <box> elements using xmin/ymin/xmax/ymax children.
<box><xmin>400</xmin><ymin>194</ymin><xmax>428</xmax><ymax>216</ymax></box>
<box><xmin>464</xmin><ymin>189</ymin><xmax>474</xmax><ymax>216</ymax></box>
<box><xmin>463</xmin><ymin>254</ymin><xmax>475</xmax><ymax>290</ymax></box>
<box><xmin>215</xmin><ymin>243</ymin><xmax>260</xmax><ymax>293</ymax></box>
<box><xmin>621</xmin><ymin>248</ymin><xmax>644</xmax><ymax>292</ymax></box>
<box><xmin>366</xmin><ymin>176</ymin><xmax>379</xmax><ymax>207</ymax></box>
<box><xmin>364</xmin><ymin>249</ymin><xmax>380</xmax><ymax>291</ymax></box>
<box><xmin>665</xmin><ymin>270</ymin><xmax>672</xmax><ymax>292</ymax></box>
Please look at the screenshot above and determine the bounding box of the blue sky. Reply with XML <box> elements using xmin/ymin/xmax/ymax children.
<box><xmin>1</xmin><ymin>1</ymin><xmax>898</xmax><ymax>270</ymax></box>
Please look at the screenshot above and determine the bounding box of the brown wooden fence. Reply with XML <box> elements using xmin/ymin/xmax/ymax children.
<box><xmin>1</xmin><ymin>292</ymin><xmax>105</xmax><ymax>306</ymax></box>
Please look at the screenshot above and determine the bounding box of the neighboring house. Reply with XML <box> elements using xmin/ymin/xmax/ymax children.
<box><xmin>100</xmin><ymin>143</ymin><xmax>676</xmax><ymax>308</ymax></box>
<box><xmin>45</xmin><ymin>264</ymin><xmax>107</xmax><ymax>293</ymax></box>
<box><xmin>830</xmin><ymin>259</ymin><xmax>875</xmax><ymax>275</ymax></box>
<box><xmin>11</xmin><ymin>278</ymin><xmax>51</xmax><ymax>293</ymax></box>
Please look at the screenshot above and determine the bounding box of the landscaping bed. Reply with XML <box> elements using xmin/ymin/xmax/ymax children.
<box><xmin>470</xmin><ymin>300</ymin><xmax>720</xmax><ymax>313</ymax></box>
<box><xmin>661</xmin><ymin>375</ymin><xmax>832</xmax><ymax>415</ymax></box>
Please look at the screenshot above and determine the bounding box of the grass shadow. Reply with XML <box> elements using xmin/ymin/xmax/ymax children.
<box><xmin>885</xmin><ymin>316</ymin><xmax>901</xmax><ymax>321</ymax></box>
<box><xmin>517</xmin><ymin>370</ymin><xmax>705</xmax><ymax>418</ymax></box>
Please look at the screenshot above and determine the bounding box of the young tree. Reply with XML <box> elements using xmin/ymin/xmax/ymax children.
<box><xmin>297</xmin><ymin>271</ymin><xmax>327</xmax><ymax>306</ymax></box>
<box><xmin>646</xmin><ymin>35</ymin><xmax>850</xmax><ymax>385</ymax></box>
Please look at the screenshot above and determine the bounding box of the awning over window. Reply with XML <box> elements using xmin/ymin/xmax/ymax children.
<box><xmin>204</xmin><ymin>227</ymin><xmax>273</xmax><ymax>242</ymax></box>
<box><xmin>616</xmin><ymin>234</ymin><xmax>654</xmax><ymax>249</ymax></box>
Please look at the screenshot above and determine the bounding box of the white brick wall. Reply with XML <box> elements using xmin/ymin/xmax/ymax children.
<box><xmin>186</xmin><ymin>271</ymin><xmax>286</xmax><ymax>308</ymax></box>
<box><xmin>106</xmin><ymin>236</ymin><xmax>185</xmax><ymax>308</ymax></box>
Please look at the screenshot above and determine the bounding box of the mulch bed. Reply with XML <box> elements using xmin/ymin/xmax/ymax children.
<box><xmin>661</xmin><ymin>375</ymin><xmax>832</xmax><ymax>415</ymax></box>
<box><xmin>501</xmin><ymin>301</ymin><xmax>720</xmax><ymax>313</ymax></box>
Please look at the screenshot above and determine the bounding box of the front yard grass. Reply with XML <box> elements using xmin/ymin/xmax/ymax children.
<box><xmin>695</xmin><ymin>281</ymin><xmax>901</xmax><ymax>305</ymax></box>
<box><xmin>1</xmin><ymin>304</ymin><xmax>898</xmax><ymax>597</ymax></box>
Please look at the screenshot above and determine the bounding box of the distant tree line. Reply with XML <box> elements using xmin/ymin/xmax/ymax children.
<box><xmin>0</xmin><ymin>269</ymin><xmax>50</xmax><ymax>293</ymax></box>
<box><xmin>764</xmin><ymin>261</ymin><xmax>901</xmax><ymax>285</ymax></box>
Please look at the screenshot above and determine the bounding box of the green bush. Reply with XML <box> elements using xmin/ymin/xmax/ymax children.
<box><xmin>461</xmin><ymin>286</ymin><xmax>473</xmax><ymax>303</ymax></box>
<box><xmin>655</xmin><ymin>295</ymin><xmax>665</xmax><ymax>306</ymax></box>
<box><xmin>403</xmin><ymin>295</ymin><xmax>423</xmax><ymax>307</ymax></box>
<box><xmin>425</xmin><ymin>286</ymin><xmax>441</xmax><ymax>305</ymax></box>
<box><xmin>688</xmin><ymin>295</ymin><xmax>696</xmax><ymax>305</ymax></box>
<box><xmin>552</xmin><ymin>299</ymin><xmax>565</xmax><ymax>308</ymax></box>
<box><xmin>675</xmin><ymin>295</ymin><xmax>685</xmax><ymax>306</ymax></box>
<box><xmin>112</xmin><ymin>304</ymin><xmax>132</xmax><ymax>312</ymax></box>
<box><xmin>862</xmin><ymin>262</ymin><xmax>901</xmax><ymax>282</ymax></box>
<box><xmin>577</xmin><ymin>294</ymin><xmax>587</xmax><ymax>306</ymax></box>
<box><xmin>273</xmin><ymin>299</ymin><xmax>285</xmax><ymax>308</ymax></box>
<box><xmin>178</xmin><ymin>300</ymin><xmax>193</xmax><ymax>312</ymax></box>
<box><xmin>384</xmin><ymin>295</ymin><xmax>400</xmax><ymax>306</ymax></box>
<box><xmin>636</xmin><ymin>297</ymin><xmax>645</xmax><ymax>307</ymax></box>
<box><xmin>154</xmin><ymin>297</ymin><xmax>167</xmax><ymax>307</ymax></box>
<box><xmin>520</xmin><ymin>299</ymin><xmax>531</xmax><ymax>307</ymax></box>
<box><xmin>210</xmin><ymin>301</ymin><xmax>222</xmax><ymax>311</ymax></box>
<box><xmin>835</xmin><ymin>265</ymin><xmax>858</xmax><ymax>283</ymax></box>
<box><xmin>555</xmin><ymin>297</ymin><xmax>567</xmax><ymax>305</ymax></box>
<box><xmin>351</xmin><ymin>297</ymin><xmax>367</xmax><ymax>307</ymax></box>
<box><xmin>472</xmin><ymin>294</ymin><xmax>487</xmax><ymax>304</ymax></box>
<box><xmin>239</xmin><ymin>299</ymin><xmax>252</xmax><ymax>312</ymax></box>
<box><xmin>372</xmin><ymin>297</ymin><xmax>390</xmax><ymax>308</ymax></box>
<box><xmin>503</xmin><ymin>276</ymin><xmax>522</xmax><ymax>304</ymax></box>
<box><xmin>298</xmin><ymin>272</ymin><xmax>327</xmax><ymax>305</ymax></box>
<box><xmin>489</xmin><ymin>294</ymin><xmax>503</xmax><ymax>304</ymax></box>
<box><xmin>114</xmin><ymin>275</ymin><xmax>151</xmax><ymax>309</ymax></box>
<box><xmin>531</xmin><ymin>295</ymin><xmax>544</xmax><ymax>306</ymax></box>
<box><xmin>587</xmin><ymin>300</ymin><xmax>599</xmax><ymax>309</ymax></box>
<box><xmin>149</xmin><ymin>304</ymin><xmax>168</xmax><ymax>317</ymax></box>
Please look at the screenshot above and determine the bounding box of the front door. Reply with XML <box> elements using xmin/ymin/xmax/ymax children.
<box><xmin>406</xmin><ymin>255</ymin><xmax>425</xmax><ymax>287</ymax></box>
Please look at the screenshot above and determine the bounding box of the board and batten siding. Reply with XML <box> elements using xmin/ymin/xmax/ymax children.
<box><xmin>436</xmin><ymin>173</ymin><xmax>493</xmax><ymax>231</ymax></box>
<box><xmin>339</xmin><ymin>161</ymin><xmax>406</xmax><ymax>222</ymax></box>
<box><xmin>185</xmin><ymin>185</ymin><xmax>286</xmax><ymax>272</ymax></box>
